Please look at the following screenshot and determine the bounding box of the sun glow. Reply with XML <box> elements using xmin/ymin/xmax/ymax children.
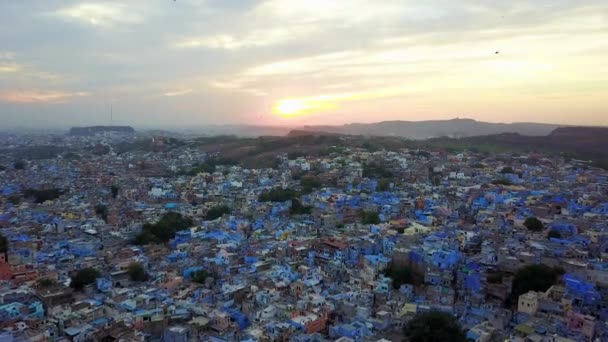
<box><xmin>273</xmin><ymin>98</ymin><xmax>337</xmax><ymax>117</ymax></box>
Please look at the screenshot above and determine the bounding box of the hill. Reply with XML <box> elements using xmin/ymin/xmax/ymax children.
<box><xmin>302</xmin><ymin>118</ymin><xmax>561</xmax><ymax>139</ymax></box>
<box><xmin>422</xmin><ymin>127</ymin><xmax>608</xmax><ymax>168</ymax></box>
<box><xmin>69</xmin><ymin>126</ymin><xmax>135</xmax><ymax>136</ymax></box>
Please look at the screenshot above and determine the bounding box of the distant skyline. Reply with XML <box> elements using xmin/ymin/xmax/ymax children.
<box><xmin>1</xmin><ymin>0</ymin><xmax>607</xmax><ymax>128</ymax></box>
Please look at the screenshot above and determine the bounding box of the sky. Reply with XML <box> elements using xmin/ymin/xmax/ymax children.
<box><xmin>0</xmin><ymin>0</ymin><xmax>607</xmax><ymax>128</ymax></box>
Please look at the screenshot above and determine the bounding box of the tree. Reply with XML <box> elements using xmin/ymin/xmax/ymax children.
<box><xmin>500</xmin><ymin>166</ymin><xmax>514</xmax><ymax>174</ymax></box>
<box><xmin>0</xmin><ymin>233</ymin><xmax>8</xmax><ymax>255</ymax></box>
<box><xmin>70</xmin><ymin>267</ymin><xmax>100</xmax><ymax>290</ymax></box>
<box><xmin>205</xmin><ymin>205</ymin><xmax>231</xmax><ymax>221</ymax></box>
<box><xmin>110</xmin><ymin>185</ymin><xmax>119</xmax><ymax>198</ymax></box>
<box><xmin>547</xmin><ymin>230</ymin><xmax>562</xmax><ymax>239</ymax></box>
<box><xmin>13</xmin><ymin>160</ymin><xmax>25</xmax><ymax>170</ymax></box>
<box><xmin>258</xmin><ymin>188</ymin><xmax>297</xmax><ymax>202</ymax></box>
<box><xmin>95</xmin><ymin>204</ymin><xmax>108</xmax><ymax>222</ymax></box>
<box><xmin>404</xmin><ymin>311</ymin><xmax>466</xmax><ymax>342</ymax></box>
<box><xmin>301</xmin><ymin>175</ymin><xmax>322</xmax><ymax>194</ymax></box>
<box><xmin>524</xmin><ymin>217</ymin><xmax>544</xmax><ymax>232</ymax></box>
<box><xmin>377</xmin><ymin>178</ymin><xmax>391</xmax><ymax>192</ymax></box>
<box><xmin>23</xmin><ymin>188</ymin><xmax>63</xmax><ymax>203</ymax></box>
<box><xmin>191</xmin><ymin>269</ymin><xmax>210</xmax><ymax>284</ymax></box>
<box><xmin>133</xmin><ymin>212</ymin><xmax>193</xmax><ymax>245</ymax></box>
<box><xmin>510</xmin><ymin>264</ymin><xmax>564</xmax><ymax>304</ymax></box>
<box><xmin>290</xmin><ymin>199</ymin><xmax>312</xmax><ymax>215</ymax></box>
<box><xmin>491</xmin><ymin>178</ymin><xmax>512</xmax><ymax>186</ymax></box>
<box><xmin>7</xmin><ymin>195</ymin><xmax>21</xmax><ymax>205</ymax></box>
<box><xmin>127</xmin><ymin>263</ymin><xmax>148</xmax><ymax>282</ymax></box>
<box><xmin>361</xmin><ymin>211</ymin><xmax>380</xmax><ymax>224</ymax></box>
<box><xmin>384</xmin><ymin>264</ymin><xmax>421</xmax><ymax>289</ymax></box>
<box><xmin>37</xmin><ymin>277</ymin><xmax>57</xmax><ymax>288</ymax></box>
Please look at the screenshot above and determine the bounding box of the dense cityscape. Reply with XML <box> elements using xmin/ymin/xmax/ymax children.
<box><xmin>0</xmin><ymin>129</ymin><xmax>607</xmax><ymax>342</ymax></box>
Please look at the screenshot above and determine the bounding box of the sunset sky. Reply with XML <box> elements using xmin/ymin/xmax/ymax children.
<box><xmin>1</xmin><ymin>0</ymin><xmax>607</xmax><ymax>128</ymax></box>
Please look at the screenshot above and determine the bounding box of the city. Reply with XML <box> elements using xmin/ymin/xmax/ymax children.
<box><xmin>0</xmin><ymin>128</ymin><xmax>607</xmax><ymax>341</ymax></box>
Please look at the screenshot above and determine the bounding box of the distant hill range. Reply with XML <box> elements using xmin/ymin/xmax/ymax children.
<box><xmin>69</xmin><ymin>126</ymin><xmax>135</xmax><ymax>136</ymax></box>
<box><xmin>301</xmin><ymin>118</ymin><xmax>561</xmax><ymax>139</ymax></box>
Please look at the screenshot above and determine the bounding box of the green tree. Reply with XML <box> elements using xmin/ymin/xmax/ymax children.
<box><xmin>377</xmin><ymin>178</ymin><xmax>391</xmax><ymax>192</ymax></box>
<box><xmin>95</xmin><ymin>204</ymin><xmax>108</xmax><ymax>222</ymax></box>
<box><xmin>205</xmin><ymin>205</ymin><xmax>231</xmax><ymax>221</ymax></box>
<box><xmin>23</xmin><ymin>188</ymin><xmax>63</xmax><ymax>203</ymax></box>
<box><xmin>258</xmin><ymin>188</ymin><xmax>298</xmax><ymax>202</ymax></box>
<box><xmin>7</xmin><ymin>195</ymin><xmax>21</xmax><ymax>205</ymax></box>
<box><xmin>404</xmin><ymin>311</ymin><xmax>466</xmax><ymax>342</ymax></box>
<box><xmin>301</xmin><ymin>175</ymin><xmax>322</xmax><ymax>194</ymax></box>
<box><xmin>384</xmin><ymin>264</ymin><xmax>421</xmax><ymax>289</ymax></box>
<box><xmin>70</xmin><ymin>267</ymin><xmax>100</xmax><ymax>290</ymax></box>
<box><xmin>510</xmin><ymin>264</ymin><xmax>564</xmax><ymax>303</ymax></box>
<box><xmin>110</xmin><ymin>185</ymin><xmax>119</xmax><ymax>198</ymax></box>
<box><xmin>191</xmin><ymin>269</ymin><xmax>210</xmax><ymax>284</ymax></box>
<box><xmin>547</xmin><ymin>230</ymin><xmax>562</xmax><ymax>239</ymax></box>
<box><xmin>133</xmin><ymin>212</ymin><xmax>193</xmax><ymax>245</ymax></box>
<box><xmin>37</xmin><ymin>277</ymin><xmax>57</xmax><ymax>288</ymax></box>
<box><xmin>0</xmin><ymin>233</ymin><xmax>8</xmax><ymax>255</ymax></box>
<box><xmin>500</xmin><ymin>166</ymin><xmax>514</xmax><ymax>174</ymax></box>
<box><xmin>13</xmin><ymin>160</ymin><xmax>25</xmax><ymax>170</ymax></box>
<box><xmin>361</xmin><ymin>211</ymin><xmax>381</xmax><ymax>224</ymax></box>
<box><xmin>127</xmin><ymin>263</ymin><xmax>148</xmax><ymax>282</ymax></box>
<box><xmin>290</xmin><ymin>199</ymin><xmax>312</xmax><ymax>215</ymax></box>
<box><xmin>491</xmin><ymin>178</ymin><xmax>512</xmax><ymax>186</ymax></box>
<box><xmin>524</xmin><ymin>217</ymin><xmax>544</xmax><ymax>232</ymax></box>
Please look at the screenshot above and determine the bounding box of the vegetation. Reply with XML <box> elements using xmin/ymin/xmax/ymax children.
<box><xmin>0</xmin><ymin>233</ymin><xmax>8</xmax><ymax>255</ymax></box>
<box><xmin>37</xmin><ymin>277</ymin><xmax>57</xmax><ymax>288</ymax></box>
<box><xmin>547</xmin><ymin>230</ymin><xmax>562</xmax><ymax>239</ymax></box>
<box><xmin>111</xmin><ymin>185</ymin><xmax>119</xmax><ymax>198</ymax></box>
<box><xmin>205</xmin><ymin>205</ymin><xmax>231</xmax><ymax>221</ymax></box>
<box><xmin>258</xmin><ymin>187</ymin><xmax>298</xmax><ymax>202</ymax></box>
<box><xmin>0</xmin><ymin>165</ymin><xmax>5</xmax><ymax>171</ymax></box>
<box><xmin>363</xmin><ymin>162</ymin><xmax>393</xmax><ymax>178</ymax></box>
<box><xmin>23</xmin><ymin>188</ymin><xmax>64</xmax><ymax>203</ymax></box>
<box><xmin>403</xmin><ymin>311</ymin><xmax>466</xmax><ymax>342</ymax></box>
<box><xmin>361</xmin><ymin>211</ymin><xmax>381</xmax><ymax>224</ymax></box>
<box><xmin>377</xmin><ymin>178</ymin><xmax>391</xmax><ymax>192</ymax></box>
<box><xmin>191</xmin><ymin>269</ymin><xmax>211</xmax><ymax>284</ymax></box>
<box><xmin>178</xmin><ymin>156</ymin><xmax>238</xmax><ymax>176</ymax></box>
<box><xmin>487</xmin><ymin>272</ymin><xmax>506</xmax><ymax>284</ymax></box>
<box><xmin>13</xmin><ymin>160</ymin><xmax>25</xmax><ymax>169</ymax></box>
<box><xmin>524</xmin><ymin>217</ymin><xmax>544</xmax><ymax>232</ymax></box>
<box><xmin>95</xmin><ymin>204</ymin><xmax>108</xmax><ymax>222</ymax></box>
<box><xmin>500</xmin><ymin>166</ymin><xmax>515</xmax><ymax>174</ymax></box>
<box><xmin>491</xmin><ymin>178</ymin><xmax>512</xmax><ymax>186</ymax></box>
<box><xmin>127</xmin><ymin>262</ymin><xmax>148</xmax><ymax>282</ymax></box>
<box><xmin>7</xmin><ymin>195</ymin><xmax>21</xmax><ymax>205</ymax></box>
<box><xmin>384</xmin><ymin>264</ymin><xmax>421</xmax><ymax>289</ymax></box>
<box><xmin>510</xmin><ymin>264</ymin><xmax>564</xmax><ymax>303</ymax></box>
<box><xmin>133</xmin><ymin>212</ymin><xmax>194</xmax><ymax>245</ymax></box>
<box><xmin>70</xmin><ymin>267</ymin><xmax>100</xmax><ymax>290</ymax></box>
<box><xmin>290</xmin><ymin>199</ymin><xmax>312</xmax><ymax>215</ymax></box>
<box><xmin>300</xmin><ymin>175</ymin><xmax>322</xmax><ymax>194</ymax></box>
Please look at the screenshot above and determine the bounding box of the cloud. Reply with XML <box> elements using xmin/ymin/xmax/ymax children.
<box><xmin>174</xmin><ymin>26</ymin><xmax>317</xmax><ymax>50</ymax></box>
<box><xmin>0</xmin><ymin>90</ymin><xmax>89</xmax><ymax>104</ymax></box>
<box><xmin>52</xmin><ymin>3</ymin><xmax>143</xmax><ymax>27</ymax></box>
<box><xmin>0</xmin><ymin>63</ymin><xmax>20</xmax><ymax>73</ymax></box>
<box><xmin>0</xmin><ymin>0</ymin><xmax>607</xmax><ymax>126</ymax></box>
<box><xmin>163</xmin><ymin>89</ymin><xmax>193</xmax><ymax>97</ymax></box>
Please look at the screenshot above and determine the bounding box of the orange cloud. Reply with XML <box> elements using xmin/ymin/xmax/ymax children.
<box><xmin>0</xmin><ymin>90</ymin><xmax>89</xmax><ymax>103</ymax></box>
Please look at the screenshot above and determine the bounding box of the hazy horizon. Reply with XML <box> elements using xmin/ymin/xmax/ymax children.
<box><xmin>1</xmin><ymin>1</ymin><xmax>607</xmax><ymax>128</ymax></box>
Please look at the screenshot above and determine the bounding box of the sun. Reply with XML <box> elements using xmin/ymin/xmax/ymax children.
<box><xmin>275</xmin><ymin>99</ymin><xmax>307</xmax><ymax>117</ymax></box>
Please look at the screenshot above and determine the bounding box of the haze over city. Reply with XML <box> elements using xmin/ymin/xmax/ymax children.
<box><xmin>1</xmin><ymin>0</ymin><xmax>607</xmax><ymax>128</ymax></box>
